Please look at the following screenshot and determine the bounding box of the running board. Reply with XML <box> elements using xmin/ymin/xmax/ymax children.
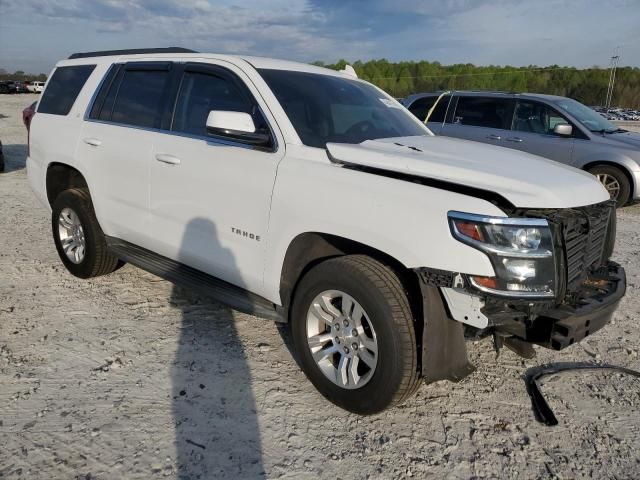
<box><xmin>105</xmin><ymin>237</ymin><xmax>284</xmax><ymax>322</ymax></box>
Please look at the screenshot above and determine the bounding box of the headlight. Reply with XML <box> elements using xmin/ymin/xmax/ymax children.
<box><xmin>448</xmin><ymin>211</ymin><xmax>556</xmax><ymax>298</ymax></box>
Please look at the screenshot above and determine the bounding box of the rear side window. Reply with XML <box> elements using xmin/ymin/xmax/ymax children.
<box><xmin>453</xmin><ymin>97</ymin><xmax>513</xmax><ymax>129</ymax></box>
<box><xmin>38</xmin><ymin>65</ymin><xmax>95</xmax><ymax>115</ymax></box>
<box><xmin>407</xmin><ymin>95</ymin><xmax>450</xmax><ymax>123</ymax></box>
<box><xmin>111</xmin><ymin>68</ymin><xmax>171</xmax><ymax>129</ymax></box>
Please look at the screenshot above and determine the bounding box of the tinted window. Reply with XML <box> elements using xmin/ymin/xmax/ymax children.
<box><xmin>38</xmin><ymin>65</ymin><xmax>95</xmax><ymax>115</ymax></box>
<box><xmin>513</xmin><ymin>101</ymin><xmax>569</xmax><ymax>135</ymax></box>
<box><xmin>111</xmin><ymin>68</ymin><xmax>171</xmax><ymax>128</ymax></box>
<box><xmin>88</xmin><ymin>64</ymin><xmax>121</xmax><ymax>120</ymax></box>
<box><xmin>259</xmin><ymin>69</ymin><xmax>426</xmax><ymax>148</ymax></box>
<box><xmin>408</xmin><ymin>95</ymin><xmax>450</xmax><ymax>123</ymax></box>
<box><xmin>453</xmin><ymin>96</ymin><xmax>513</xmax><ymax>129</ymax></box>
<box><xmin>172</xmin><ymin>71</ymin><xmax>256</xmax><ymax>137</ymax></box>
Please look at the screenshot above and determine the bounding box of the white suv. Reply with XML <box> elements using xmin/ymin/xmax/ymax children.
<box><xmin>27</xmin><ymin>48</ymin><xmax>626</xmax><ymax>413</ymax></box>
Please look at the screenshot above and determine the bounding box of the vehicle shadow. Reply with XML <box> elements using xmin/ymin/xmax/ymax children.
<box><xmin>2</xmin><ymin>144</ymin><xmax>27</xmax><ymax>173</ymax></box>
<box><xmin>170</xmin><ymin>217</ymin><xmax>264</xmax><ymax>478</ymax></box>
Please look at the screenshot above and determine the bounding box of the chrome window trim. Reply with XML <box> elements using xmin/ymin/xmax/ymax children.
<box><xmin>83</xmin><ymin>118</ymin><xmax>274</xmax><ymax>152</ymax></box>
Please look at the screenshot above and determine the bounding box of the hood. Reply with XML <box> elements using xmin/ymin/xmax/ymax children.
<box><xmin>326</xmin><ymin>136</ymin><xmax>609</xmax><ymax>209</ymax></box>
<box><xmin>592</xmin><ymin>129</ymin><xmax>640</xmax><ymax>151</ymax></box>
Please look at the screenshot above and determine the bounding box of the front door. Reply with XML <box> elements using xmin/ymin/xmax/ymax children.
<box><xmin>505</xmin><ymin>100</ymin><xmax>575</xmax><ymax>164</ymax></box>
<box><xmin>148</xmin><ymin>62</ymin><xmax>284</xmax><ymax>295</ymax></box>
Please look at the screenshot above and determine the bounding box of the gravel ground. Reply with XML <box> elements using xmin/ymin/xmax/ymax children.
<box><xmin>1</xmin><ymin>93</ymin><xmax>640</xmax><ymax>479</ymax></box>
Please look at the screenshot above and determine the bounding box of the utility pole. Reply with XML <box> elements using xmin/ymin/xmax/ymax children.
<box><xmin>605</xmin><ymin>47</ymin><xmax>621</xmax><ymax>112</ymax></box>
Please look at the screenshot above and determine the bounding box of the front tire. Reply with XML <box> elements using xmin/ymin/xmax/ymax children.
<box><xmin>291</xmin><ymin>255</ymin><xmax>421</xmax><ymax>414</ymax></box>
<box><xmin>52</xmin><ymin>188</ymin><xmax>121</xmax><ymax>279</ymax></box>
<box><xmin>588</xmin><ymin>165</ymin><xmax>631</xmax><ymax>207</ymax></box>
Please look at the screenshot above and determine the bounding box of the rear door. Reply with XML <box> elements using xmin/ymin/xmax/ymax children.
<box><xmin>441</xmin><ymin>95</ymin><xmax>515</xmax><ymax>146</ymax></box>
<box><xmin>506</xmin><ymin>99</ymin><xmax>575</xmax><ymax>163</ymax></box>
<box><xmin>405</xmin><ymin>94</ymin><xmax>451</xmax><ymax>134</ymax></box>
<box><xmin>78</xmin><ymin>61</ymin><xmax>177</xmax><ymax>248</ymax></box>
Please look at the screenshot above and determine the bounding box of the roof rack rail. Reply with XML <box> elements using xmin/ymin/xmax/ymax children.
<box><xmin>68</xmin><ymin>47</ymin><xmax>197</xmax><ymax>60</ymax></box>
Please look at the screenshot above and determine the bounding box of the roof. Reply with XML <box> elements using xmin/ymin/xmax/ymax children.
<box><xmin>403</xmin><ymin>90</ymin><xmax>571</xmax><ymax>105</ymax></box>
<box><xmin>58</xmin><ymin>49</ymin><xmax>348</xmax><ymax>78</ymax></box>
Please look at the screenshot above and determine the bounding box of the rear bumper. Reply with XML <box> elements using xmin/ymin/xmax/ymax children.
<box><xmin>496</xmin><ymin>262</ymin><xmax>626</xmax><ymax>350</ymax></box>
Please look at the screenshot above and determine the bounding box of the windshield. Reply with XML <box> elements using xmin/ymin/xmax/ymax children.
<box><xmin>258</xmin><ymin>69</ymin><xmax>428</xmax><ymax>148</ymax></box>
<box><xmin>554</xmin><ymin>98</ymin><xmax>618</xmax><ymax>133</ymax></box>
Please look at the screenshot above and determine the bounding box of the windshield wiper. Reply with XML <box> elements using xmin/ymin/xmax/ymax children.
<box><xmin>590</xmin><ymin>128</ymin><xmax>624</xmax><ymax>134</ymax></box>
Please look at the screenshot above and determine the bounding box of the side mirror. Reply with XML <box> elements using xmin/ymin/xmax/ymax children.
<box><xmin>206</xmin><ymin>111</ymin><xmax>271</xmax><ymax>146</ymax></box>
<box><xmin>553</xmin><ymin>123</ymin><xmax>573</xmax><ymax>137</ymax></box>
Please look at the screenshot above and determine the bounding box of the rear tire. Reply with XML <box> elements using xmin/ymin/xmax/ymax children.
<box><xmin>588</xmin><ymin>165</ymin><xmax>631</xmax><ymax>207</ymax></box>
<box><xmin>290</xmin><ymin>255</ymin><xmax>421</xmax><ymax>414</ymax></box>
<box><xmin>52</xmin><ymin>188</ymin><xmax>121</xmax><ymax>279</ymax></box>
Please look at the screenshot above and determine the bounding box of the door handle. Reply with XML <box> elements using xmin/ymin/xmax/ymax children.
<box><xmin>83</xmin><ymin>137</ymin><xmax>102</xmax><ymax>147</ymax></box>
<box><xmin>506</xmin><ymin>137</ymin><xmax>523</xmax><ymax>143</ymax></box>
<box><xmin>486</xmin><ymin>134</ymin><xmax>502</xmax><ymax>140</ymax></box>
<box><xmin>155</xmin><ymin>153</ymin><xmax>181</xmax><ymax>165</ymax></box>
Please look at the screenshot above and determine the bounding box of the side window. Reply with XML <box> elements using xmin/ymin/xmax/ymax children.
<box><xmin>172</xmin><ymin>69</ymin><xmax>263</xmax><ymax>137</ymax></box>
<box><xmin>110</xmin><ymin>67</ymin><xmax>171</xmax><ymax>129</ymax></box>
<box><xmin>408</xmin><ymin>95</ymin><xmax>450</xmax><ymax>123</ymax></box>
<box><xmin>513</xmin><ymin>101</ymin><xmax>570</xmax><ymax>135</ymax></box>
<box><xmin>38</xmin><ymin>65</ymin><xmax>96</xmax><ymax>115</ymax></box>
<box><xmin>171</xmin><ymin>71</ymin><xmax>255</xmax><ymax>136</ymax></box>
<box><xmin>453</xmin><ymin>97</ymin><xmax>513</xmax><ymax>129</ymax></box>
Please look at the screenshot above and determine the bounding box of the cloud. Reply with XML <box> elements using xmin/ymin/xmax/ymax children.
<box><xmin>0</xmin><ymin>0</ymin><xmax>638</xmax><ymax>73</ymax></box>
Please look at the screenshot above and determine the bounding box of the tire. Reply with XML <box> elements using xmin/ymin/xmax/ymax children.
<box><xmin>290</xmin><ymin>255</ymin><xmax>421</xmax><ymax>414</ymax></box>
<box><xmin>588</xmin><ymin>165</ymin><xmax>631</xmax><ymax>207</ymax></box>
<box><xmin>51</xmin><ymin>188</ymin><xmax>121</xmax><ymax>279</ymax></box>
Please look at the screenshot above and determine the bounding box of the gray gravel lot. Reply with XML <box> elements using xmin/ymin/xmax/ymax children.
<box><xmin>1</xmin><ymin>93</ymin><xmax>640</xmax><ymax>479</ymax></box>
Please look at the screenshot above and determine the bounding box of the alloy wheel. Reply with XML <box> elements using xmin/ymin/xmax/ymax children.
<box><xmin>306</xmin><ymin>290</ymin><xmax>378</xmax><ymax>389</ymax></box>
<box><xmin>58</xmin><ymin>207</ymin><xmax>86</xmax><ymax>264</ymax></box>
<box><xmin>596</xmin><ymin>173</ymin><xmax>621</xmax><ymax>200</ymax></box>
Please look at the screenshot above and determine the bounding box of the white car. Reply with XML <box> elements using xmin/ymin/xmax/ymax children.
<box><xmin>27</xmin><ymin>81</ymin><xmax>45</xmax><ymax>93</ymax></box>
<box><xmin>27</xmin><ymin>48</ymin><xmax>626</xmax><ymax>413</ymax></box>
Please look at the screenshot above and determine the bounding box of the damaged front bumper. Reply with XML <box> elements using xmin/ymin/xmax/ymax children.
<box><xmin>415</xmin><ymin>262</ymin><xmax>625</xmax><ymax>384</ymax></box>
<box><xmin>491</xmin><ymin>262</ymin><xmax>626</xmax><ymax>350</ymax></box>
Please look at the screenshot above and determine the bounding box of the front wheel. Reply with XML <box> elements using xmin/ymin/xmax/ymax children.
<box><xmin>290</xmin><ymin>255</ymin><xmax>421</xmax><ymax>414</ymax></box>
<box><xmin>588</xmin><ymin>165</ymin><xmax>631</xmax><ymax>207</ymax></box>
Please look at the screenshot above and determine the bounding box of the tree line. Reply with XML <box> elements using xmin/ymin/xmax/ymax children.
<box><xmin>4</xmin><ymin>60</ymin><xmax>640</xmax><ymax>108</ymax></box>
<box><xmin>314</xmin><ymin>60</ymin><xmax>640</xmax><ymax>108</ymax></box>
<box><xmin>0</xmin><ymin>69</ymin><xmax>48</xmax><ymax>82</ymax></box>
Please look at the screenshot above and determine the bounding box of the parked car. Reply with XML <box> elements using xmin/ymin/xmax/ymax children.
<box><xmin>14</xmin><ymin>81</ymin><xmax>29</xmax><ymax>93</ymax></box>
<box><xmin>27</xmin><ymin>81</ymin><xmax>46</xmax><ymax>93</ymax></box>
<box><xmin>28</xmin><ymin>48</ymin><xmax>625</xmax><ymax>413</ymax></box>
<box><xmin>0</xmin><ymin>140</ymin><xmax>4</xmax><ymax>172</ymax></box>
<box><xmin>0</xmin><ymin>81</ymin><xmax>17</xmax><ymax>94</ymax></box>
<box><xmin>403</xmin><ymin>91</ymin><xmax>640</xmax><ymax>206</ymax></box>
<box><xmin>23</xmin><ymin>101</ymin><xmax>37</xmax><ymax>130</ymax></box>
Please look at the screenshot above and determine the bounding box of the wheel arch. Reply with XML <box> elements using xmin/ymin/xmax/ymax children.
<box><xmin>46</xmin><ymin>162</ymin><xmax>89</xmax><ymax>207</ymax></box>
<box><xmin>279</xmin><ymin>232</ymin><xmax>423</xmax><ymax>321</ymax></box>
<box><xmin>583</xmin><ymin>160</ymin><xmax>634</xmax><ymax>199</ymax></box>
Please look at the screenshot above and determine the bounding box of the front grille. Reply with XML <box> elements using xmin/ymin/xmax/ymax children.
<box><xmin>514</xmin><ymin>201</ymin><xmax>616</xmax><ymax>296</ymax></box>
<box><xmin>562</xmin><ymin>202</ymin><xmax>613</xmax><ymax>289</ymax></box>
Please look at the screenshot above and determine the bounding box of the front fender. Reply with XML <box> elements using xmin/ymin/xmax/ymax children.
<box><xmin>263</xmin><ymin>148</ymin><xmax>504</xmax><ymax>305</ymax></box>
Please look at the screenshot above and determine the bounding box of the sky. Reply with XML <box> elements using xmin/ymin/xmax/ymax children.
<box><xmin>0</xmin><ymin>0</ymin><xmax>638</xmax><ymax>74</ymax></box>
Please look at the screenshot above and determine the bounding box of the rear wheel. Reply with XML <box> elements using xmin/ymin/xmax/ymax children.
<box><xmin>588</xmin><ymin>165</ymin><xmax>631</xmax><ymax>207</ymax></box>
<box><xmin>52</xmin><ymin>188</ymin><xmax>121</xmax><ymax>278</ymax></box>
<box><xmin>291</xmin><ymin>255</ymin><xmax>421</xmax><ymax>414</ymax></box>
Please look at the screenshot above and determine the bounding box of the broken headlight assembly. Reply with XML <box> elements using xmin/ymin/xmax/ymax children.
<box><xmin>448</xmin><ymin>211</ymin><xmax>556</xmax><ymax>298</ymax></box>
